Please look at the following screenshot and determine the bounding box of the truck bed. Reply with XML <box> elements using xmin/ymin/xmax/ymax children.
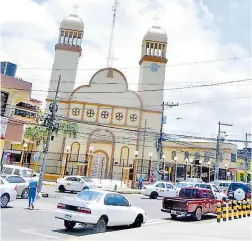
<box><xmin>163</xmin><ymin>198</ymin><xmax>200</xmax><ymax>211</ymax></box>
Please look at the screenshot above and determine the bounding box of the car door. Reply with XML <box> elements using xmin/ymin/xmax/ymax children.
<box><xmin>208</xmin><ymin>190</ymin><xmax>218</xmax><ymax>213</ymax></box>
<box><xmin>114</xmin><ymin>194</ymin><xmax>136</xmax><ymax>226</ymax></box>
<box><xmin>163</xmin><ymin>183</ymin><xmax>176</xmax><ymax>198</ymax></box>
<box><xmin>70</xmin><ymin>177</ymin><xmax>83</xmax><ymax>192</ymax></box>
<box><xmin>104</xmin><ymin>194</ymin><xmax>121</xmax><ymax>226</ymax></box>
<box><xmin>5</xmin><ymin>176</ymin><xmax>22</xmax><ymax>195</ymax></box>
<box><xmin>212</xmin><ymin>185</ymin><xmax>223</xmax><ymax>200</ymax></box>
<box><xmin>155</xmin><ymin>182</ymin><xmax>166</xmax><ymax>196</ymax></box>
<box><xmin>64</xmin><ymin>177</ymin><xmax>74</xmax><ymax>191</ymax></box>
<box><xmin>201</xmin><ymin>189</ymin><xmax>210</xmax><ymax>213</ymax></box>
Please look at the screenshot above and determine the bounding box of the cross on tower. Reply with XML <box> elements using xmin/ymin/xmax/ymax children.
<box><xmin>73</xmin><ymin>3</ymin><xmax>79</xmax><ymax>14</ymax></box>
<box><xmin>153</xmin><ymin>14</ymin><xmax>160</xmax><ymax>27</ymax></box>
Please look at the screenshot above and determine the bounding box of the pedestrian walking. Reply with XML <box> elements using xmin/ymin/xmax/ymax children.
<box><xmin>137</xmin><ymin>175</ymin><xmax>143</xmax><ymax>190</ymax></box>
<box><xmin>28</xmin><ymin>179</ymin><xmax>38</xmax><ymax>209</ymax></box>
<box><xmin>149</xmin><ymin>174</ymin><xmax>154</xmax><ymax>185</ymax></box>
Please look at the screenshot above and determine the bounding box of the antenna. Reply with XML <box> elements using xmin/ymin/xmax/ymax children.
<box><xmin>107</xmin><ymin>0</ymin><xmax>119</xmax><ymax>68</ymax></box>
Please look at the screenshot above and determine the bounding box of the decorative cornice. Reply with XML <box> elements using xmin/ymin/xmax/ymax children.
<box><xmin>139</xmin><ymin>55</ymin><xmax>168</xmax><ymax>65</ymax></box>
<box><xmin>55</xmin><ymin>44</ymin><xmax>82</xmax><ymax>57</ymax></box>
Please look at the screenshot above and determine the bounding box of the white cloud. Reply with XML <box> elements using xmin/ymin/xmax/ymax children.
<box><xmin>1</xmin><ymin>0</ymin><xmax>251</xmax><ymax>147</ymax></box>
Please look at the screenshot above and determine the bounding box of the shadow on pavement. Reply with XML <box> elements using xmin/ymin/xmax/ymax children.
<box><xmin>52</xmin><ymin>225</ymin><xmax>129</xmax><ymax>237</ymax></box>
<box><xmin>163</xmin><ymin>214</ymin><xmax>216</xmax><ymax>223</ymax></box>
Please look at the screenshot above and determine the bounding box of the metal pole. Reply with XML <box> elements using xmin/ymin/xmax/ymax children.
<box><xmin>37</xmin><ymin>75</ymin><xmax>61</xmax><ymax>193</ymax></box>
<box><xmin>215</xmin><ymin>122</ymin><xmax>221</xmax><ymax>181</ymax></box>
<box><xmin>244</xmin><ymin>132</ymin><xmax>251</xmax><ymax>183</ymax></box>
<box><xmin>140</xmin><ymin>119</ymin><xmax>147</xmax><ymax>173</ymax></box>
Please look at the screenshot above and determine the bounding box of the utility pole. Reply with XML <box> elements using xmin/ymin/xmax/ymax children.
<box><xmin>156</xmin><ymin>102</ymin><xmax>179</xmax><ymax>181</ymax></box>
<box><xmin>244</xmin><ymin>132</ymin><xmax>251</xmax><ymax>183</ymax></box>
<box><xmin>140</xmin><ymin>119</ymin><xmax>147</xmax><ymax>173</ymax></box>
<box><xmin>37</xmin><ymin>75</ymin><xmax>61</xmax><ymax>193</ymax></box>
<box><xmin>214</xmin><ymin>121</ymin><xmax>232</xmax><ymax>181</ymax></box>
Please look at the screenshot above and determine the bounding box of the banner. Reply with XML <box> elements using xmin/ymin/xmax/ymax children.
<box><xmin>0</xmin><ymin>117</ymin><xmax>8</xmax><ymax>139</ymax></box>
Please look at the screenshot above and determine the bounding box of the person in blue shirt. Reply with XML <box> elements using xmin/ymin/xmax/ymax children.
<box><xmin>28</xmin><ymin>179</ymin><xmax>38</xmax><ymax>209</ymax></box>
<box><xmin>137</xmin><ymin>175</ymin><xmax>143</xmax><ymax>190</ymax></box>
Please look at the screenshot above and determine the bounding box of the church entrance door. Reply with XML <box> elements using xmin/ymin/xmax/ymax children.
<box><xmin>90</xmin><ymin>153</ymin><xmax>106</xmax><ymax>178</ymax></box>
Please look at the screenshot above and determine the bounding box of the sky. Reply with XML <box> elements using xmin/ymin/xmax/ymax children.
<box><xmin>1</xmin><ymin>0</ymin><xmax>251</xmax><ymax>148</ymax></box>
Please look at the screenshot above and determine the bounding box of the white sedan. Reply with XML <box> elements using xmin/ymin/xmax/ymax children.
<box><xmin>55</xmin><ymin>190</ymin><xmax>146</xmax><ymax>233</ymax></box>
<box><xmin>141</xmin><ymin>181</ymin><xmax>177</xmax><ymax>199</ymax></box>
<box><xmin>56</xmin><ymin>176</ymin><xmax>96</xmax><ymax>193</ymax></box>
<box><xmin>0</xmin><ymin>177</ymin><xmax>17</xmax><ymax>208</ymax></box>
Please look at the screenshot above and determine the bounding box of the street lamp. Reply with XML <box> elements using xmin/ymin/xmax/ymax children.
<box><xmin>185</xmin><ymin>158</ymin><xmax>189</xmax><ymax>180</ymax></box>
<box><xmin>207</xmin><ymin>161</ymin><xmax>211</xmax><ymax>183</ymax></box>
<box><xmin>174</xmin><ymin>156</ymin><xmax>178</xmax><ymax>184</ymax></box>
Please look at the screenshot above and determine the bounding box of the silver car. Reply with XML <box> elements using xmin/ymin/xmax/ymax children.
<box><xmin>1</xmin><ymin>175</ymin><xmax>29</xmax><ymax>199</ymax></box>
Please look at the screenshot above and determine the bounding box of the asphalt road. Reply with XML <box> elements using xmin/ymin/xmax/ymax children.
<box><xmin>1</xmin><ymin>186</ymin><xmax>217</xmax><ymax>241</ymax></box>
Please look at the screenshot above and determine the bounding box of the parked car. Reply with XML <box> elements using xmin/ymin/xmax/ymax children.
<box><xmin>1</xmin><ymin>175</ymin><xmax>29</xmax><ymax>199</ymax></box>
<box><xmin>185</xmin><ymin>178</ymin><xmax>203</xmax><ymax>183</ymax></box>
<box><xmin>227</xmin><ymin>182</ymin><xmax>251</xmax><ymax>201</ymax></box>
<box><xmin>161</xmin><ymin>187</ymin><xmax>220</xmax><ymax>221</ymax></box>
<box><xmin>56</xmin><ymin>176</ymin><xmax>96</xmax><ymax>193</ymax></box>
<box><xmin>211</xmin><ymin>180</ymin><xmax>231</xmax><ymax>195</ymax></box>
<box><xmin>1</xmin><ymin>165</ymin><xmax>38</xmax><ymax>182</ymax></box>
<box><xmin>0</xmin><ymin>177</ymin><xmax>17</xmax><ymax>208</ymax></box>
<box><xmin>141</xmin><ymin>181</ymin><xmax>177</xmax><ymax>199</ymax></box>
<box><xmin>175</xmin><ymin>182</ymin><xmax>194</xmax><ymax>194</ymax></box>
<box><xmin>55</xmin><ymin>190</ymin><xmax>146</xmax><ymax>232</ymax></box>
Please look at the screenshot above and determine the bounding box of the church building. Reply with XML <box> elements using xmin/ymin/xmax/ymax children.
<box><xmin>45</xmin><ymin>11</ymin><xmax>168</xmax><ymax>182</ymax></box>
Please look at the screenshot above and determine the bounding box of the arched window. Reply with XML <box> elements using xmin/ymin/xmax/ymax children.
<box><xmin>120</xmin><ymin>146</ymin><xmax>129</xmax><ymax>166</ymax></box>
<box><xmin>184</xmin><ymin>151</ymin><xmax>189</xmax><ymax>161</ymax></box>
<box><xmin>204</xmin><ymin>152</ymin><xmax>210</xmax><ymax>162</ymax></box>
<box><xmin>70</xmin><ymin>142</ymin><xmax>80</xmax><ymax>162</ymax></box>
<box><xmin>195</xmin><ymin>152</ymin><xmax>200</xmax><ymax>160</ymax></box>
<box><xmin>171</xmin><ymin>151</ymin><xmax>176</xmax><ymax>160</ymax></box>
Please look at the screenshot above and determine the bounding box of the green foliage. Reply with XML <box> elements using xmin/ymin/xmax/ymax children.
<box><xmin>24</xmin><ymin>126</ymin><xmax>47</xmax><ymax>145</ymax></box>
<box><xmin>59</xmin><ymin>121</ymin><xmax>78</xmax><ymax>138</ymax></box>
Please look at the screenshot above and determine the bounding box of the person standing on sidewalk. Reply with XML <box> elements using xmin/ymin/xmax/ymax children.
<box><xmin>28</xmin><ymin>179</ymin><xmax>38</xmax><ymax>209</ymax></box>
<box><xmin>137</xmin><ymin>175</ymin><xmax>143</xmax><ymax>190</ymax></box>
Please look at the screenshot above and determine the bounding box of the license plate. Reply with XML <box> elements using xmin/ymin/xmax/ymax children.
<box><xmin>65</xmin><ymin>214</ymin><xmax>72</xmax><ymax>221</ymax></box>
<box><xmin>160</xmin><ymin>190</ymin><xmax>164</xmax><ymax>192</ymax></box>
<box><xmin>67</xmin><ymin>183</ymin><xmax>71</xmax><ymax>186</ymax></box>
<box><xmin>171</xmin><ymin>210</ymin><xmax>177</xmax><ymax>214</ymax></box>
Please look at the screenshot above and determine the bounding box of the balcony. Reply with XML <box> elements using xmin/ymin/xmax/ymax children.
<box><xmin>1</xmin><ymin>103</ymin><xmax>40</xmax><ymax>124</ymax></box>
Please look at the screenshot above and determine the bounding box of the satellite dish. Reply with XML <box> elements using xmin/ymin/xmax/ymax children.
<box><xmin>234</xmin><ymin>188</ymin><xmax>245</xmax><ymax>201</ymax></box>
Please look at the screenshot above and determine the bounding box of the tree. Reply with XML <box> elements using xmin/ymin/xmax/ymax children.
<box><xmin>24</xmin><ymin>126</ymin><xmax>47</xmax><ymax>146</ymax></box>
<box><xmin>59</xmin><ymin>121</ymin><xmax>78</xmax><ymax>138</ymax></box>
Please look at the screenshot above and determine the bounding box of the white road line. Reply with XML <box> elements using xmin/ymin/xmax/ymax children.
<box><xmin>20</xmin><ymin>229</ymin><xmax>58</xmax><ymax>239</ymax></box>
<box><xmin>144</xmin><ymin>219</ymin><xmax>169</xmax><ymax>226</ymax></box>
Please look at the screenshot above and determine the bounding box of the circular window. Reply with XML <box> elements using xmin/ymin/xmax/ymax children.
<box><xmin>87</xmin><ymin>109</ymin><xmax>95</xmax><ymax>117</ymax></box>
<box><xmin>72</xmin><ymin>108</ymin><xmax>80</xmax><ymax>116</ymax></box>
<box><xmin>130</xmin><ymin>114</ymin><xmax>137</xmax><ymax>122</ymax></box>
<box><xmin>115</xmin><ymin>112</ymin><xmax>123</xmax><ymax>121</ymax></box>
<box><xmin>101</xmin><ymin>111</ymin><xmax>109</xmax><ymax>119</ymax></box>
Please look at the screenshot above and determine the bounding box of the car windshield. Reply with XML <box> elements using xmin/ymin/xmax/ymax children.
<box><xmin>77</xmin><ymin>190</ymin><xmax>103</xmax><ymax>201</ymax></box>
<box><xmin>81</xmin><ymin>177</ymin><xmax>92</xmax><ymax>182</ymax></box>
<box><xmin>176</xmin><ymin>183</ymin><xmax>190</xmax><ymax>188</ymax></box>
<box><xmin>180</xmin><ymin>189</ymin><xmax>201</xmax><ymax>199</ymax></box>
<box><xmin>21</xmin><ymin>169</ymin><xmax>32</xmax><ymax>178</ymax></box>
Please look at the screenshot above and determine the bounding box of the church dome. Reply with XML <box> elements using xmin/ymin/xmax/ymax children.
<box><xmin>143</xmin><ymin>25</ymin><xmax>167</xmax><ymax>43</ymax></box>
<box><xmin>60</xmin><ymin>14</ymin><xmax>84</xmax><ymax>31</ymax></box>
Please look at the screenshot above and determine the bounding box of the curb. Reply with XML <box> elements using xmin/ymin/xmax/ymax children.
<box><xmin>43</xmin><ymin>183</ymin><xmax>56</xmax><ymax>186</ymax></box>
<box><xmin>105</xmin><ymin>190</ymin><xmax>142</xmax><ymax>195</ymax></box>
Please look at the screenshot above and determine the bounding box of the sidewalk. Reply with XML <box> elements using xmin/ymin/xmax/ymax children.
<box><xmin>67</xmin><ymin>217</ymin><xmax>252</xmax><ymax>241</ymax></box>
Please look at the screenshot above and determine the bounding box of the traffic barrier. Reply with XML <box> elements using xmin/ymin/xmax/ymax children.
<box><xmin>233</xmin><ymin>201</ymin><xmax>238</xmax><ymax>219</ymax></box>
<box><xmin>217</xmin><ymin>202</ymin><xmax>222</xmax><ymax>223</ymax></box>
<box><xmin>222</xmin><ymin>202</ymin><xmax>227</xmax><ymax>222</ymax></box>
<box><xmin>228</xmin><ymin>201</ymin><xmax>232</xmax><ymax>221</ymax></box>
<box><xmin>243</xmin><ymin>200</ymin><xmax>247</xmax><ymax>218</ymax></box>
<box><xmin>238</xmin><ymin>201</ymin><xmax>242</xmax><ymax>218</ymax></box>
<box><xmin>247</xmin><ymin>199</ymin><xmax>251</xmax><ymax>217</ymax></box>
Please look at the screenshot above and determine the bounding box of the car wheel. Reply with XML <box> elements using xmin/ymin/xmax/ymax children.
<box><xmin>59</xmin><ymin>185</ymin><xmax>65</xmax><ymax>193</ymax></box>
<box><xmin>21</xmin><ymin>188</ymin><xmax>29</xmax><ymax>199</ymax></box>
<box><xmin>131</xmin><ymin>214</ymin><xmax>143</xmax><ymax>228</ymax></box>
<box><xmin>64</xmin><ymin>220</ymin><xmax>76</xmax><ymax>230</ymax></box>
<box><xmin>83</xmin><ymin>186</ymin><xmax>89</xmax><ymax>190</ymax></box>
<box><xmin>194</xmin><ymin>207</ymin><xmax>202</xmax><ymax>221</ymax></box>
<box><xmin>150</xmin><ymin>191</ymin><xmax>158</xmax><ymax>199</ymax></box>
<box><xmin>171</xmin><ymin>214</ymin><xmax>177</xmax><ymax>220</ymax></box>
<box><xmin>95</xmin><ymin>217</ymin><xmax>107</xmax><ymax>233</ymax></box>
<box><xmin>1</xmin><ymin>194</ymin><xmax>10</xmax><ymax>208</ymax></box>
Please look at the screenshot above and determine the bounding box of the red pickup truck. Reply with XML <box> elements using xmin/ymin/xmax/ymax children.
<box><xmin>161</xmin><ymin>187</ymin><xmax>220</xmax><ymax>221</ymax></box>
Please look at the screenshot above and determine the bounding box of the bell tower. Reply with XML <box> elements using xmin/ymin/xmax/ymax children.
<box><xmin>138</xmin><ymin>23</ymin><xmax>168</xmax><ymax>112</ymax></box>
<box><xmin>47</xmin><ymin>13</ymin><xmax>84</xmax><ymax>101</ymax></box>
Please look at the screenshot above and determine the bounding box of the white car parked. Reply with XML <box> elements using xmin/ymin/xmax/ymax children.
<box><xmin>55</xmin><ymin>190</ymin><xmax>146</xmax><ymax>232</ymax></box>
<box><xmin>0</xmin><ymin>177</ymin><xmax>17</xmax><ymax>207</ymax></box>
<box><xmin>141</xmin><ymin>181</ymin><xmax>177</xmax><ymax>199</ymax></box>
<box><xmin>56</xmin><ymin>176</ymin><xmax>96</xmax><ymax>193</ymax></box>
<box><xmin>1</xmin><ymin>175</ymin><xmax>29</xmax><ymax>199</ymax></box>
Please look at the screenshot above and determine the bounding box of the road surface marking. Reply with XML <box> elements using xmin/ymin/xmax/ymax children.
<box><xmin>21</xmin><ymin>229</ymin><xmax>58</xmax><ymax>239</ymax></box>
<box><xmin>144</xmin><ymin>219</ymin><xmax>170</xmax><ymax>226</ymax></box>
